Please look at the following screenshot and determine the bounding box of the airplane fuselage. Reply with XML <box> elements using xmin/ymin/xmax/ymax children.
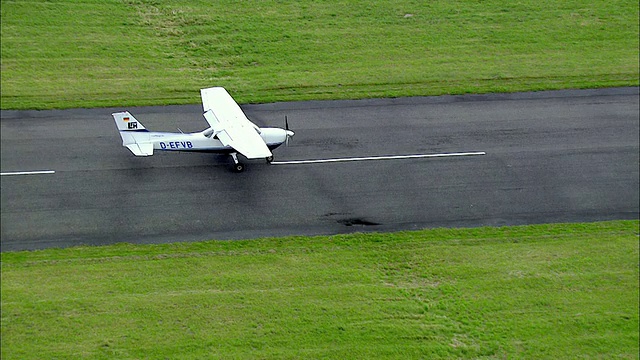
<box><xmin>143</xmin><ymin>127</ymin><xmax>290</xmax><ymax>154</ymax></box>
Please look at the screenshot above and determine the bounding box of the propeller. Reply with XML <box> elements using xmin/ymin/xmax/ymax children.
<box><xmin>284</xmin><ymin>115</ymin><xmax>294</xmax><ymax>146</ymax></box>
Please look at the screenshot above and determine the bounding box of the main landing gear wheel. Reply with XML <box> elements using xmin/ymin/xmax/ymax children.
<box><xmin>230</xmin><ymin>152</ymin><xmax>244</xmax><ymax>172</ymax></box>
<box><xmin>266</xmin><ymin>156</ymin><xmax>274</xmax><ymax>164</ymax></box>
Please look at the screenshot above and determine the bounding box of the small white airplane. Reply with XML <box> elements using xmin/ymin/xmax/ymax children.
<box><xmin>113</xmin><ymin>87</ymin><xmax>294</xmax><ymax>172</ymax></box>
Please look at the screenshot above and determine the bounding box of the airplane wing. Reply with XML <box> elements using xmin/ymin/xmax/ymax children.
<box><xmin>201</xmin><ymin>87</ymin><xmax>272</xmax><ymax>159</ymax></box>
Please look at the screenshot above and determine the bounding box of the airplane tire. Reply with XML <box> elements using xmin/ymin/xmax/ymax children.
<box><xmin>266</xmin><ymin>156</ymin><xmax>274</xmax><ymax>163</ymax></box>
<box><xmin>234</xmin><ymin>163</ymin><xmax>245</xmax><ymax>173</ymax></box>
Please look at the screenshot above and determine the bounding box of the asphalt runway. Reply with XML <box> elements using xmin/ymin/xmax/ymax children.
<box><xmin>1</xmin><ymin>87</ymin><xmax>638</xmax><ymax>251</ymax></box>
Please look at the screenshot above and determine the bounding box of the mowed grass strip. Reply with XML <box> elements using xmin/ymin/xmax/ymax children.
<box><xmin>1</xmin><ymin>0</ymin><xmax>638</xmax><ymax>109</ymax></box>
<box><xmin>1</xmin><ymin>221</ymin><xmax>638</xmax><ymax>359</ymax></box>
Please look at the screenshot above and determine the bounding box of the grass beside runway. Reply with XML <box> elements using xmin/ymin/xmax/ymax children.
<box><xmin>1</xmin><ymin>0</ymin><xmax>638</xmax><ymax>109</ymax></box>
<box><xmin>2</xmin><ymin>220</ymin><xmax>638</xmax><ymax>359</ymax></box>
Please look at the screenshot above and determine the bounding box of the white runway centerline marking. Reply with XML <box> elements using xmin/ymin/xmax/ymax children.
<box><xmin>272</xmin><ymin>151</ymin><xmax>486</xmax><ymax>165</ymax></box>
<box><xmin>1</xmin><ymin>170</ymin><xmax>56</xmax><ymax>176</ymax></box>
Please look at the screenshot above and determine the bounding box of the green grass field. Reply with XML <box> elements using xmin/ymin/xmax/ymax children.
<box><xmin>1</xmin><ymin>0</ymin><xmax>638</xmax><ymax>109</ymax></box>
<box><xmin>1</xmin><ymin>221</ymin><xmax>638</xmax><ymax>359</ymax></box>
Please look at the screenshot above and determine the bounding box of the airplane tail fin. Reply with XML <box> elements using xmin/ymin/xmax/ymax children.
<box><xmin>112</xmin><ymin>111</ymin><xmax>153</xmax><ymax>156</ymax></box>
<box><xmin>113</xmin><ymin>111</ymin><xmax>147</xmax><ymax>131</ymax></box>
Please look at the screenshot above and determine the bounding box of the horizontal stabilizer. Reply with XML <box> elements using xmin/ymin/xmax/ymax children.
<box><xmin>125</xmin><ymin>143</ymin><xmax>154</xmax><ymax>156</ymax></box>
